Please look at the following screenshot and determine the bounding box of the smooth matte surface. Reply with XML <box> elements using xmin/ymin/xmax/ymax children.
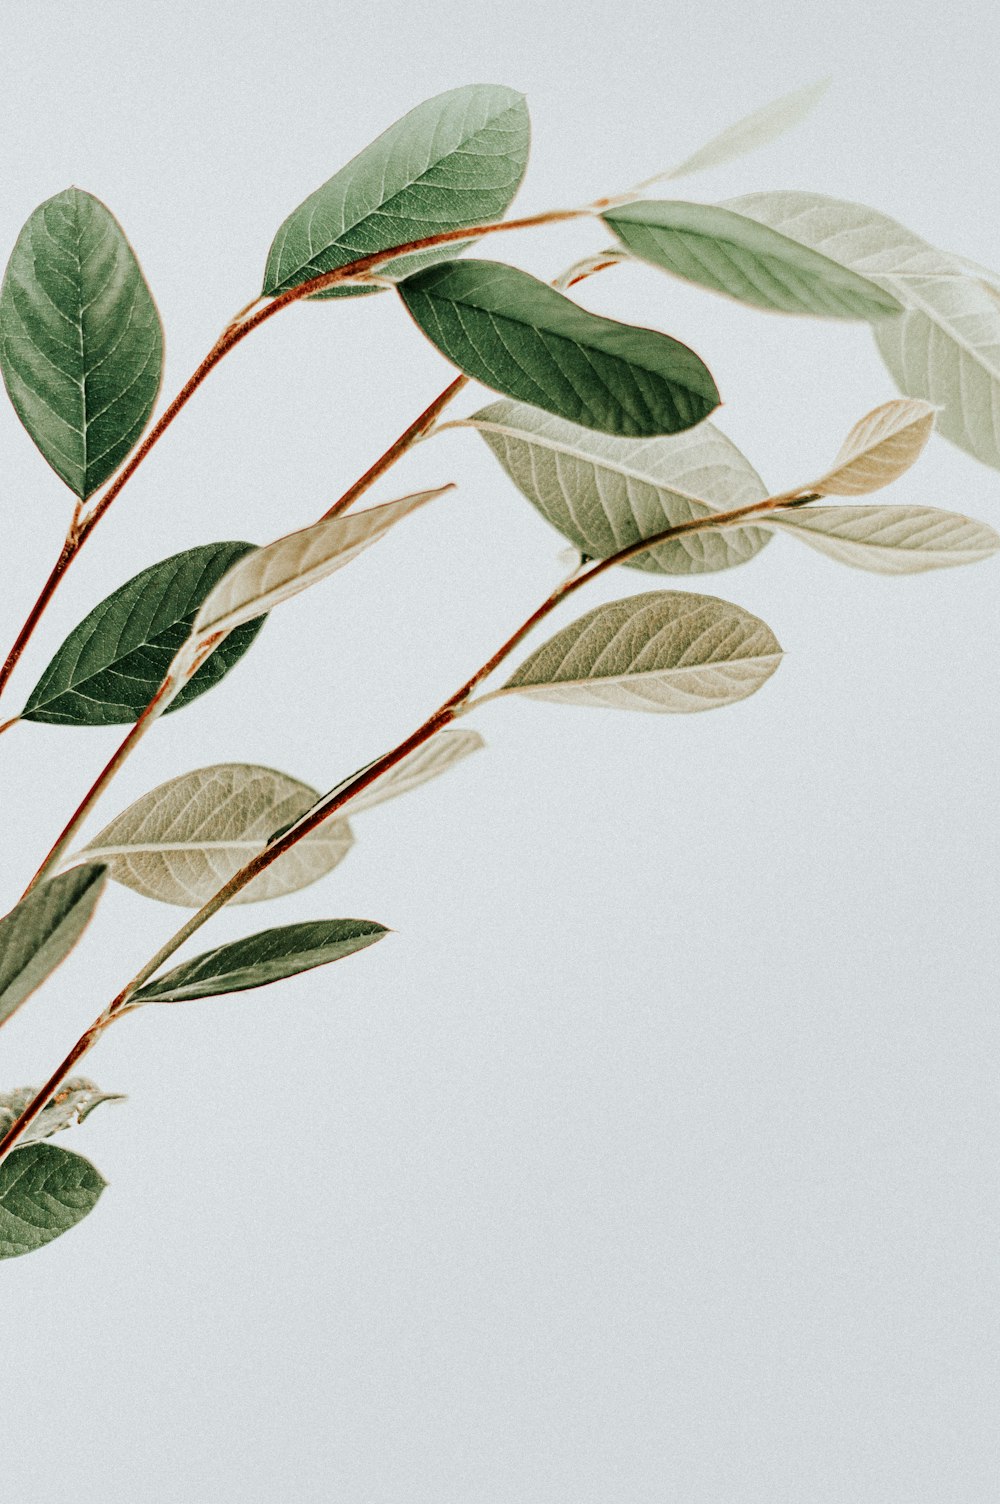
<box><xmin>0</xmin><ymin>2</ymin><xmax>997</xmax><ymax>1500</ymax></box>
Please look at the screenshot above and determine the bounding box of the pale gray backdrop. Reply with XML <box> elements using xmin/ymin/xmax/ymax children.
<box><xmin>1</xmin><ymin>1</ymin><xmax>998</xmax><ymax>1500</ymax></box>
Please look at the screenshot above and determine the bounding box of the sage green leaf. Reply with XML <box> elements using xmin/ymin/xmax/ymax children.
<box><xmin>0</xmin><ymin>1143</ymin><xmax>106</xmax><ymax>1260</ymax></box>
<box><xmin>0</xmin><ymin>1079</ymin><xmax>125</xmax><ymax>1147</ymax></box>
<box><xmin>803</xmin><ymin>398</ymin><xmax>935</xmax><ymax>496</ymax></box>
<box><xmin>21</xmin><ymin>543</ymin><xmax>266</xmax><ymax>727</ymax></box>
<box><xmin>0</xmin><ymin>188</ymin><xmax>163</xmax><ymax>498</ymax></box>
<box><xmin>262</xmin><ymin>84</ymin><xmax>530</xmax><ymax>298</ymax></box>
<box><xmin>464</xmin><ymin>397</ymin><xmax>770</xmax><ymax>573</ymax></box>
<box><xmin>333</xmin><ymin>729</ymin><xmax>485</xmax><ymax>816</ymax></box>
<box><xmin>498</xmin><ymin>591</ymin><xmax>782</xmax><ymax>712</ymax></box>
<box><xmin>397</xmin><ymin>260</ymin><xmax>720</xmax><ymax>437</ymax></box>
<box><xmin>70</xmin><ymin>763</ymin><xmax>353</xmax><ymax>908</ymax></box>
<box><xmin>655</xmin><ymin>80</ymin><xmax>831</xmax><ymax>182</ymax></box>
<box><xmin>602</xmin><ymin>201</ymin><xmax>900</xmax><ymax>320</ymax></box>
<box><xmin>129</xmin><ymin>919</ymin><xmax>388</xmax><ymax>1006</ymax></box>
<box><xmin>0</xmin><ymin>864</ymin><xmax>107</xmax><ymax>1030</ymax></box>
<box><xmin>194</xmin><ymin>489</ymin><xmax>444</xmax><ymax>639</ymax></box>
<box><xmin>727</xmin><ymin>191</ymin><xmax>1000</xmax><ymax>471</ymax></box>
<box><xmin>767</xmin><ymin>504</ymin><xmax>1000</xmax><ymax>573</ymax></box>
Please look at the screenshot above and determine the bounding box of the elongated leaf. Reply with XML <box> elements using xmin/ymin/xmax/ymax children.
<box><xmin>0</xmin><ymin>1143</ymin><xmax>106</xmax><ymax>1260</ymax></box>
<box><xmin>22</xmin><ymin>543</ymin><xmax>266</xmax><ymax>727</ymax></box>
<box><xmin>727</xmin><ymin>191</ymin><xmax>1000</xmax><ymax>470</ymax></box>
<box><xmin>464</xmin><ymin>397</ymin><xmax>771</xmax><ymax>573</ymax></box>
<box><xmin>805</xmin><ymin>399</ymin><xmax>935</xmax><ymax>495</ymax></box>
<box><xmin>498</xmin><ymin>591</ymin><xmax>782</xmax><ymax>712</ymax></box>
<box><xmin>658</xmin><ymin>80</ymin><xmax>831</xmax><ymax>182</ymax></box>
<box><xmin>0</xmin><ymin>865</ymin><xmax>107</xmax><ymax>1030</ymax></box>
<box><xmin>332</xmin><ymin>729</ymin><xmax>485</xmax><ymax>817</ymax></box>
<box><xmin>0</xmin><ymin>1079</ymin><xmax>124</xmax><ymax>1147</ymax></box>
<box><xmin>398</xmin><ymin>260</ymin><xmax>720</xmax><ymax>437</ymax></box>
<box><xmin>130</xmin><ymin>919</ymin><xmax>388</xmax><ymax>1006</ymax></box>
<box><xmin>767</xmin><ymin>504</ymin><xmax>1000</xmax><ymax>573</ymax></box>
<box><xmin>71</xmin><ymin>764</ymin><xmax>353</xmax><ymax>908</ymax></box>
<box><xmin>0</xmin><ymin>188</ymin><xmax>163</xmax><ymax>498</ymax></box>
<box><xmin>603</xmin><ymin>201</ymin><xmax>900</xmax><ymax>320</ymax></box>
<box><xmin>194</xmin><ymin>489</ymin><xmax>443</xmax><ymax>639</ymax></box>
<box><xmin>263</xmin><ymin>84</ymin><xmax>530</xmax><ymax>298</ymax></box>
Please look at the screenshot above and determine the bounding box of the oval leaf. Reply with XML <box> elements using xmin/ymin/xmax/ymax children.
<box><xmin>767</xmin><ymin>504</ymin><xmax>1000</xmax><ymax>573</ymax></box>
<box><xmin>602</xmin><ymin>201</ymin><xmax>900</xmax><ymax>320</ymax></box>
<box><xmin>498</xmin><ymin>591</ymin><xmax>782</xmax><ymax>712</ymax></box>
<box><xmin>398</xmin><ymin>260</ymin><xmax>720</xmax><ymax>437</ymax></box>
<box><xmin>657</xmin><ymin>80</ymin><xmax>831</xmax><ymax>182</ymax></box>
<box><xmin>0</xmin><ymin>1143</ymin><xmax>106</xmax><ymax>1260</ymax></box>
<box><xmin>263</xmin><ymin>84</ymin><xmax>530</xmax><ymax>298</ymax></box>
<box><xmin>70</xmin><ymin>763</ymin><xmax>353</xmax><ymax>908</ymax></box>
<box><xmin>0</xmin><ymin>188</ymin><xmax>163</xmax><ymax>498</ymax></box>
<box><xmin>727</xmin><ymin>191</ymin><xmax>1000</xmax><ymax>471</ymax></box>
<box><xmin>194</xmin><ymin>489</ymin><xmax>444</xmax><ymax>639</ymax></box>
<box><xmin>331</xmin><ymin>729</ymin><xmax>485</xmax><ymax>817</ymax></box>
<box><xmin>129</xmin><ymin>919</ymin><xmax>389</xmax><ymax>1006</ymax></box>
<box><xmin>22</xmin><ymin>543</ymin><xmax>266</xmax><ymax>727</ymax></box>
<box><xmin>0</xmin><ymin>864</ymin><xmax>107</xmax><ymax>1030</ymax></box>
<box><xmin>805</xmin><ymin>399</ymin><xmax>935</xmax><ymax>496</ymax></box>
<box><xmin>464</xmin><ymin>397</ymin><xmax>771</xmax><ymax>573</ymax></box>
<box><xmin>0</xmin><ymin>1079</ymin><xmax>124</xmax><ymax>1147</ymax></box>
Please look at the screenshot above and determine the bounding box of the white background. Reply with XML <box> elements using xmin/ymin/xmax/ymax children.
<box><xmin>1</xmin><ymin>2</ymin><xmax>998</xmax><ymax>1499</ymax></box>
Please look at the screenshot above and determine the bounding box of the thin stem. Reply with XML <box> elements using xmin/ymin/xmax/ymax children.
<box><xmin>323</xmin><ymin>376</ymin><xmax>467</xmax><ymax>519</ymax></box>
<box><xmin>0</xmin><ymin>715</ymin><xmax>19</xmax><ymax>737</ymax></box>
<box><xmin>0</xmin><ymin>206</ymin><xmax>593</xmax><ymax>706</ymax></box>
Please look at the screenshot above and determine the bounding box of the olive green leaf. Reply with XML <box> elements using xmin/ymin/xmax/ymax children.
<box><xmin>0</xmin><ymin>865</ymin><xmax>107</xmax><ymax>1031</ymax></box>
<box><xmin>263</xmin><ymin>84</ymin><xmax>530</xmax><ymax>298</ymax></box>
<box><xmin>193</xmin><ymin>489</ymin><xmax>445</xmax><ymax>640</ymax></box>
<box><xmin>0</xmin><ymin>1143</ymin><xmax>106</xmax><ymax>1260</ymax></box>
<box><xmin>800</xmin><ymin>398</ymin><xmax>936</xmax><ymax>496</ymax></box>
<box><xmin>0</xmin><ymin>187</ymin><xmax>163</xmax><ymax>498</ymax></box>
<box><xmin>726</xmin><ymin>191</ymin><xmax>1000</xmax><ymax>471</ymax></box>
<box><xmin>398</xmin><ymin>260</ymin><xmax>720</xmax><ymax>437</ymax></box>
<box><xmin>129</xmin><ymin>919</ymin><xmax>389</xmax><ymax>1006</ymax></box>
<box><xmin>0</xmin><ymin>1079</ymin><xmax>125</xmax><ymax>1147</ymax></box>
<box><xmin>651</xmin><ymin>80</ymin><xmax>831</xmax><ymax>183</ymax></box>
<box><xmin>497</xmin><ymin>591</ymin><xmax>782</xmax><ymax>711</ymax></box>
<box><xmin>767</xmin><ymin>504</ymin><xmax>1000</xmax><ymax>573</ymax></box>
<box><xmin>21</xmin><ymin>543</ymin><xmax>266</xmax><ymax>727</ymax></box>
<box><xmin>602</xmin><ymin>201</ymin><xmax>900</xmax><ymax>320</ymax></box>
<box><xmin>461</xmin><ymin>397</ymin><xmax>771</xmax><ymax>573</ymax></box>
<box><xmin>70</xmin><ymin>763</ymin><xmax>353</xmax><ymax>908</ymax></box>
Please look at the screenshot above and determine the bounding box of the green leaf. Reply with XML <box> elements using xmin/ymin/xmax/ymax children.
<box><xmin>22</xmin><ymin>543</ymin><xmax>266</xmax><ymax>726</ymax></box>
<box><xmin>0</xmin><ymin>1079</ymin><xmax>125</xmax><ymax>1147</ymax></box>
<box><xmin>767</xmin><ymin>504</ymin><xmax>1000</xmax><ymax>573</ymax></box>
<box><xmin>398</xmin><ymin>260</ymin><xmax>720</xmax><ymax>437</ymax></box>
<box><xmin>193</xmin><ymin>489</ymin><xmax>444</xmax><ymax>639</ymax></box>
<box><xmin>0</xmin><ymin>864</ymin><xmax>107</xmax><ymax>1030</ymax></box>
<box><xmin>655</xmin><ymin>80</ymin><xmax>831</xmax><ymax>182</ymax></box>
<box><xmin>726</xmin><ymin>191</ymin><xmax>1000</xmax><ymax>471</ymax></box>
<box><xmin>129</xmin><ymin>919</ymin><xmax>389</xmax><ymax>1005</ymax></box>
<box><xmin>262</xmin><ymin>84</ymin><xmax>530</xmax><ymax>298</ymax></box>
<box><xmin>0</xmin><ymin>1143</ymin><xmax>106</xmax><ymax>1260</ymax></box>
<box><xmin>498</xmin><ymin>591</ymin><xmax>782</xmax><ymax>712</ymax></box>
<box><xmin>0</xmin><ymin>187</ymin><xmax>163</xmax><ymax>498</ymax></box>
<box><xmin>464</xmin><ymin>397</ymin><xmax>771</xmax><ymax>573</ymax></box>
<box><xmin>602</xmin><ymin>201</ymin><xmax>900</xmax><ymax>320</ymax></box>
<box><xmin>71</xmin><ymin>763</ymin><xmax>353</xmax><ymax>907</ymax></box>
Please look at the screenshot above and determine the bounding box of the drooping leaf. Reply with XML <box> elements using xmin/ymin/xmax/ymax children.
<box><xmin>262</xmin><ymin>84</ymin><xmax>531</xmax><ymax>298</ymax></box>
<box><xmin>0</xmin><ymin>1143</ymin><xmax>106</xmax><ymax>1260</ymax></box>
<box><xmin>331</xmin><ymin>729</ymin><xmax>485</xmax><ymax>817</ymax></box>
<box><xmin>727</xmin><ymin>191</ymin><xmax>1000</xmax><ymax>470</ymax></box>
<box><xmin>602</xmin><ymin>201</ymin><xmax>900</xmax><ymax>320</ymax></box>
<box><xmin>22</xmin><ymin>543</ymin><xmax>266</xmax><ymax>727</ymax></box>
<box><xmin>497</xmin><ymin>591</ymin><xmax>782</xmax><ymax>712</ymax></box>
<box><xmin>463</xmin><ymin>397</ymin><xmax>771</xmax><ymax>573</ymax></box>
<box><xmin>129</xmin><ymin>919</ymin><xmax>389</xmax><ymax>1006</ymax></box>
<box><xmin>193</xmin><ymin>489</ymin><xmax>444</xmax><ymax>639</ymax></box>
<box><xmin>654</xmin><ymin>80</ymin><xmax>831</xmax><ymax>182</ymax></box>
<box><xmin>767</xmin><ymin>504</ymin><xmax>1000</xmax><ymax>573</ymax></box>
<box><xmin>70</xmin><ymin>764</ymin><xmax>353</xmax><ymax>908</ymax></box>
<box><xmin>0</xmin><ymin>188</ymin><xmax>163</xmax><ymax>498</ymax></box>
<box><xmin>0</xmin><ymin>1079</ymin><xmax>125</xmax><ymax>1147</ymax></box>
<box><xmin>803</xmin><ymin>399</ymin><xmax>935</xmax><ymax>496</ymax></box>
<box><xmin>0</xmin><ymin>865</ymin><xmax>107</xmax><ymax>1030</ymax></box>
<box><xmin>397</xmin><ymin>260</ymin><xmax>720</xmax><ymax>437</ymax></box>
